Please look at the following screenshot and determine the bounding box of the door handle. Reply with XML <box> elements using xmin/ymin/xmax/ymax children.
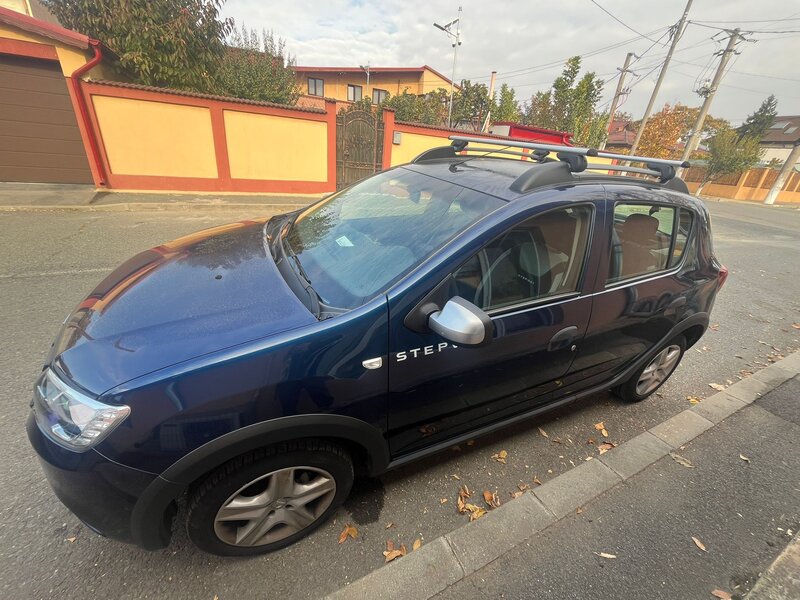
<box><xmin>548</xmin><ymin>326</ymin><xmax>578</xmax><ymax>352</ymax></box>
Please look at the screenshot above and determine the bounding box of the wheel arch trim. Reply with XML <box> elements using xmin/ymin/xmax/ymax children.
<box><xmin>130</xmin><ymin>414</ymin><xmax>389</xmax><ymax>550</ymax></box>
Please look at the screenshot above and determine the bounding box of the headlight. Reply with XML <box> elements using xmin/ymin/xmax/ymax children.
<box><xmin>33</xmin><ymin>369</ymin><xmax>130</xmax><ymax>451</ymax></box>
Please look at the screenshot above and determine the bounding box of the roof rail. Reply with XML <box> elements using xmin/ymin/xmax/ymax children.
<box><xmin>446</xmin><ymin>135</ymin><xmax>691</xmax><ymax>185</ymax></box>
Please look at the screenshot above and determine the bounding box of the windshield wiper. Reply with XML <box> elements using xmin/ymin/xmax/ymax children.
<box><xmin>281</xmin><ymin>234</ymin><xmax>322</xmax><ymax>318</ymax></box>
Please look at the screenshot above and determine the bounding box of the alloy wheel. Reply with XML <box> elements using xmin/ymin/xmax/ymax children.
<box><xmin>213</xmin><ymin>466</ymin><xmax>336</xmax><ymax>547</ymax></box>
<box><xmin>635</xmin><ymin>344</ymin><xmax>682</xmax><ymax>397</ymax></box>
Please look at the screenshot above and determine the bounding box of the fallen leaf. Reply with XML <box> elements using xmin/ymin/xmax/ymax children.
<box><xmin>412</xmin><ymin>538</ymin><xmax>422</xmax><ymax>551</ymax></box>
<box><xmin>538</xmin><ymin>427</ymin><xmax>549</xmax><ymax>438</ymax></box>
<box><xmin>338</xmin><ymin>524</ymin><xmax>358</xmax><ymax>544</ymax></box>
<box><xmin>491</xmin><ymin>450</ymin><xmax>508</xmax><ymax>464</ymax></box>
<box><xmin>709</xmin><ymin>383</ymin><xmax>726</xmax><ymax>391</ymax></box>
<box><xmin>451</xmin><ymin>474</ymin><xmax>461</xmax><ymax>480</ymax></box>
<box><xmin>510</xmin><ymin>491</ymin><xmax>524</xmax><ymax>499</ymax></box>
<box><xmin>711</xmin><ymin>590</ymin><xmax>731</xmax><ymax>599</ymax></box>
<box><xmin>483</xmin><ymin>489</ymin><xmax>501</xmax><ymax>509</ymax></box>
<box><xmin>593</xmin><ymin>551</ymin><xmax>617</xmax><ymax>559</ymax></box>
<box><xmin>440</xmin><ymin>498</ymin><xmax>449</xmax><ymax>504</ymax></box>
<box><xmin>383</xmin><ymin>540</ymin><xmax>408</xmax><ymax>562</ymax></box>
<box><xmin>692</xmin><ymin>536</ymin><xmax>707</xmax><ymax>552</ymax></box>
<box><xmin>598</xmin><ymin>441</ymin><xmax>617</xmax><ymax>455</ymax></box>
<box><xmin>709</xmin><ymin>323</ymin><xmax>720</xmax><ymax>331</ymax></box>
<box><xmin>464</xmin><ymin>504</ymin><xmax>487</xmax><ymax>521</ymax></box>
<box><xmin>466</xmin><ymin>440</ymin><xmax>475</xmax><ymax>446</ymax></box>
<box><xmin>419</xmin><ymin>424</ymin><xmax>436</xmax><ymax>436</ymax></box>
<box><xmin>517</xmin><ymin>483</ymin><xmax>529</xmax><ymax>492</ymax></box>
<box><xmin>385</xmin><ymin>522</ymin><xmax>396</xmax><ymax>529</ymax></box>
<box><xmin>533</xmin><ymin>476</ymin><xmax>542</xmax><ymax>485</ymax></box>
<box><xmin>594</xmin><ymin>422</ymin><xmax>609</xmax><ymax>437</ymax></box>
<box><xmin>65</xmin><ymin>536</ymin><xmax>77</xmax><ymax>543</ymax></box>
<box><xmin>587</xmin><ymin>437</ymin><xmax>596</xmax><ymax>445</ymax></box>
<box><xmin>739</xmin><ymin>454</ymin><xmax>751</xmax><ymax>463</ymax></box>
<box><xmin>687</xmin><ymin>395</ymin><xmax>702</xmax><ymax>404</ymax></box>
<box><xmin>792</xmin><ymin>323</ymin><xmax>800</xmax><ymax>330</ymax></box>
<box><xmin>669</xmin><ymin>452</ymin><xmax>695</xmax><ymax>468</ymax></box>
<box><xmin>576</xmin><ymin>507</ymin><xmax>583</xmax><ymax>514</ymax></box>
<box><xmin>551</xmin><ymin>437</ymin><xmax>563</xmax><ymax>444</ymax></box>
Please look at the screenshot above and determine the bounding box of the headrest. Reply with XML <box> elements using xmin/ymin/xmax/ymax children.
<box><xmin>622</xmin><ymin>213</ymin><xmax>659</xmax><ymax>244</ymax></box>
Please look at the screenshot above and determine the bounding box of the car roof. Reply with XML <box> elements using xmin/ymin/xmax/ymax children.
<box><xmin>399</xmin><ymin>157</ymin><xmax>691</xmax><ymax>203</ymax></box>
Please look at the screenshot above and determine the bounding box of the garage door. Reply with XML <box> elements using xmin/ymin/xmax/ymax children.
<box><xmin>0</xmin><ymin>54</ymin><xmax>93</xmax><ymax>184</ymax></box>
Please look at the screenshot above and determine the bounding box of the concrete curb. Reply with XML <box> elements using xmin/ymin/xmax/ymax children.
<box><xmin>746</xmin><ymin>532</ymin><xmax>800</xmax><ymax>599</ymax></box>
<box><xmin>326</xmin><ymin>352</ymin><xmax>800</xmax><ymax>600</ymax></box>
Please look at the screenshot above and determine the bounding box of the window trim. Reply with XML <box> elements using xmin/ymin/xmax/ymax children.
<box><xmin>603</xmin><ymin>202</ymin><xmax>698</xmax><ymax>291</ymax></box>
<box><xmin>447</xmin><ymin>202</ymin><xmax>597</xmax><ymax>317</ymax></box>
<box><xmin>347</xmin><ymin>84</ymin><xmax>363</xmax><ymax>102</ymax></box>
<box><xmin>307</xmin><ymin>77</ymin><xmax>324</xmax><ymax>97</ymax></box>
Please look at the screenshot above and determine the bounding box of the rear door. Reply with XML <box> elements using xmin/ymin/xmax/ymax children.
<box><xmin>387</xmin><ymin>196</ymin><xmax>605</xmax><ymax>456</ymax></box>
<box><xmin>566</xmin><ymin>186</ymin><xmax>698</xmax><ymax>387</ymax></box>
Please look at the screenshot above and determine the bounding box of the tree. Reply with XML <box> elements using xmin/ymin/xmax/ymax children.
<box><xmin>633</xmin><ymin>104</ymin><xmax>687</xmax><ymax>160</ymax></box>
<box><xmin>492</xmin><ymin>84</ymin><xmax>521</xmax><ymax>123</ymax></box>
<box><xmin>43</xmin><ymin>0</ymin><xmax>231</xmax><ymax>92</ymax></box>
<box><xmin>520</xmin><ymin>57</ymin><xmax>608</xmax><ymax>147</ymax></box>
<box><xmin>451</xmin><ymin>80</ymin><xmax>492</xmax><ymax>130</ymax></box>
<box><xmin>380</xmin><ymin>89</ymin><xmax>449</xmax><ymax>125</ymax></box>
<box><xmin>696</xmin><ymin>127</ymin><xmax>763</xmax><ymax>196</ymax></box>
<box><xmin>215</xmin><ymin>25</ymin><xmax>300</xmax><ymax>104</ymax></box>
<box><xmin>737</xmin><ymin>94</ymin><xmax>778</xmax><ymax>140</ymax></box>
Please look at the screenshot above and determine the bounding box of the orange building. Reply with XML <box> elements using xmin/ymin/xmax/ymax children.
<box><xmin>295</xmin><ymin>65</ymin><xmax>454</xmax><ymax>104</ymax></box>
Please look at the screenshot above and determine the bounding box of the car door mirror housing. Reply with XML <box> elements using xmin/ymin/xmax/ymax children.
<box><xmin>428</xmin><ymin>296</ymin><xmax>494</xmax><ymax>347</ymax></box>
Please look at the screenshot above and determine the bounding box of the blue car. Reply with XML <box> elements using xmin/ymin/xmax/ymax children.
<box><xmin>28</xmin><ymin>136</ymin><xmax>727</xmax><ymax>556</ymax></box>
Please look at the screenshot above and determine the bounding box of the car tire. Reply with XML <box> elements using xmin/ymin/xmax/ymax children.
<box><xmin>186</xmin><ymin>440</ymin><xmax>353</xmax><ymax>556</ymax></box>
<box><xmin>613</xmin><ymin>335</ymin><xmax>687</xmax><ymax>403</ymax></box>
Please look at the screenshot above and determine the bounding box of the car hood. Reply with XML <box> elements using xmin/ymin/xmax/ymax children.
<box><xmin>49</xmin><ymin>219</ymin><xmax>316</xmax><ymax>396</ymax></box>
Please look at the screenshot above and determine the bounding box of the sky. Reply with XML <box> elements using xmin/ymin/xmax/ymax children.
<box><xmin>220</xmin><ymin>0</ymin><xmax>800</xmax><ymax>126</ymax></box>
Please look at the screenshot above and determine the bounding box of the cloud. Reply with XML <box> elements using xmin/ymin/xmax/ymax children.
<box><xmin>221</xmin><ymin>0</ymin><xmax>800</xmax><ymax>124</ymax></box>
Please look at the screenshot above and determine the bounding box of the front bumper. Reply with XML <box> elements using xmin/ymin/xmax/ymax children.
<box><xmin>27</xmin><ymin>412</ymin><xmax>159</xmax><ymax>545</ymax></box>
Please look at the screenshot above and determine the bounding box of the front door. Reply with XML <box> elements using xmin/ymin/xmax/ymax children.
<box><xmin>387</xmin><ymin>203</ymin><xmax>599</xmax><ymax>456</ymax></box>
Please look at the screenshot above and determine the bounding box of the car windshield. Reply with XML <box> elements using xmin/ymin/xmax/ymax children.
<box><xmin>284</xmin><ymin>168</ymin><xmax>504</xmax><ymax>309</ymax></box>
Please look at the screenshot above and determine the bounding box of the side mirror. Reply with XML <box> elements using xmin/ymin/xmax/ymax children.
<box><xmin>428</xmin><ymin>296</ymin><xmax>494</xmax><ymax>347</ymax></box>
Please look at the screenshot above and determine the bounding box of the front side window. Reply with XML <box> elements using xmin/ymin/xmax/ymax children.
<box><xmin>608</xmin><ymin>203</ymin><xmax>679</xmax><ymax>284</ymax></box>
<box><xmin>285</xmin><ymin>169</ymin><xmax>504</xmax><ymax>309</ymax></box>
<box><xmin>347</xmin><ymin>84</ymin><xmax>363</xmax><ymax>102</ymax></box>
<box><xmin>307</xmin><ymin>77</ymin><xmax>324</xmax><ymax>96</ymax></box>
<box><xmin>451</xmin><ymin>205</ymin><xmax>593</xmax><ymax>312</ymax></box>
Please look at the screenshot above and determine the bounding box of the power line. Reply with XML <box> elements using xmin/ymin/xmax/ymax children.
<box><xmin>462</xmin><ymin>26</ymin><xmax>670</xmax><ymax>81</ymax></box>
<box><xmin>588</xmin><ymin>0</ymin><xmax>666</xmax><ymax>44</ymax></box>
<box><xmin>691</xmin><ymin>18</ymin><xmax>800</xmax><ymax>24</ymax></box>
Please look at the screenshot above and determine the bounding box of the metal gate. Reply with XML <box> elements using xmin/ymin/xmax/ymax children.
<box><xmin>336</xmin><ymin>107</ymin><xmax>384</xmax><ymax>190</ymax></box>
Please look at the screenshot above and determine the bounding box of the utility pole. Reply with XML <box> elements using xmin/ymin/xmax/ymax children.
<box><xmin>764</xmin><ymin>143</ymin><xmax>800</xmax><ymax>205</ymax></box>
<box><xmin>600</xmin><ymin>51</ymin><xmax>635</xmax><ymax>150</ymax></box>
<box><xmin>434</xmin><ymin>6</ymin><xmax>462</xmax><ymax>128</ymax></box>
<box><xmin>360</xmin><ymin>64</ymin><xmax>370</xmax><ymax>101</ymax></box>
<box><xmin>629</xmin><ymin>0</ymin><xmax>693</xmax><ymax>157</ymax></box>
<box><xmin>680</xmin><ymin>28</ymin><xmax>744</xmax><ymax>165</ymax></box>
<box><xmin>481</xmin><ymin>71</ymin><xmax>497</xmax><ymax>132</ymax></box>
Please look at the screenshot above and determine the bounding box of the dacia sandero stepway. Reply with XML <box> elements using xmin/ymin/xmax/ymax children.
<box><xmin>28</xmin><ymin>136</ymin><xmax>727</xmax><ymax>556</ymax></box>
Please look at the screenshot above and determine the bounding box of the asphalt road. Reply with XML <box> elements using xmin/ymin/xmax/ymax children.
<box><xmin>0</xmin><ymin>200</ymin><xmax>798</xmax><ymax>599</ymax></box>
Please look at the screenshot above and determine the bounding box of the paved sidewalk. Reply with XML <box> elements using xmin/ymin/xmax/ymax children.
<box><xmin>328</xmin><ymin>355</ymin><xmax>800</xmax><ymax>600</ymax></box>
<box><xmin>0</xmin><ymin>182</ymin><xmax>319</xmax><ymax>211</ymax></box>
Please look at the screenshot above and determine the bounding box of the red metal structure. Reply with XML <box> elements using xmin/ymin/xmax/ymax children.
<box><xmin>490</xmin><ymin>121</ymin><xmax>573</xmax><ymax>146</ymax></box>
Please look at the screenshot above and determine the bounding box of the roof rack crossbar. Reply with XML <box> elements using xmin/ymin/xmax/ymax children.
<box><xmin>448</xmin><ymin>135</ymin><xmax>599</xmax><ymax>158</ymax></box>
<box><xmin>586</xmin><ymin>164</ymin><xmax>661</xmax><ymax>177</ymax></box>
<box><xmin>595</xmin><ymin>150</ymin><xmax>690</xmax><ymax>169</ymax></box>
<box><xmin>458</xmin><ymin>148</ymin><xmax>548</xmax><ymax>160</ymax></box>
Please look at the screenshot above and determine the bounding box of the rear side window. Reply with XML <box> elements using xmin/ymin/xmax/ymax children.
<box><xmin>608</xmin><ymin>203</ymin><xmax>677</xmax><ymax>284</ymax></box>
<box><xmin>451</xmin><ymin>205</ymin><xmax>593</xmax><ymax>312</ymax></box>
<box><xmin>669</xmin><ymin>208</ymin><xmax>695</xmax><ymax>267</ymax></box>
